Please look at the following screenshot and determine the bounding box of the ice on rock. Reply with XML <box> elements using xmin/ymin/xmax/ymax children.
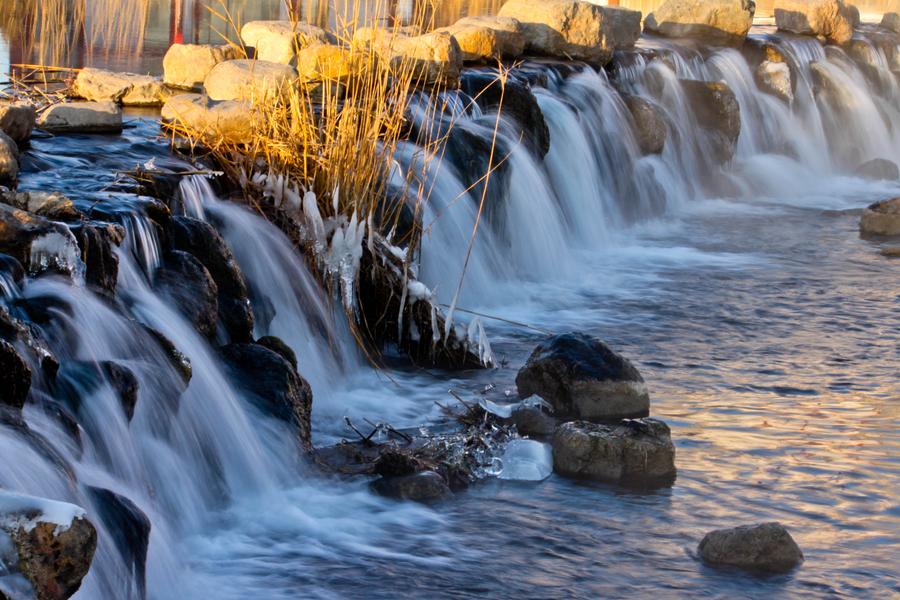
<box><xmin>0</xmin><ymin>492</ymin><xmax>86</xmax><ymax>535</ymax></box>
<box><xmin>498</xmin><ymin>439</ymin><xmax>553</xmax><ymax>482</ymax></box>
<box><xmin>29</xmin><ymin>230</ymin><xmax>84</xmax><ymax>279</ymax></box>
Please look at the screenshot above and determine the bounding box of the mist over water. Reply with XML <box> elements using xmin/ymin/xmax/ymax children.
<box><xmin>1</xmin><ymin>14</ymin><xmax>899</xmax><ymax>600</ymax></box>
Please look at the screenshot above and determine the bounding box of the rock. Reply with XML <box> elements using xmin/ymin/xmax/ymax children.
<box><xmin>296</xmin><ymin>44</ymin><xmax>355</xmax><ymax>82</ymax></box>
<box><xmin>510</xmin><ymin>402</ymin><xmax>557</xmax><ymax>436</ymax></box>
<box><xmin>756</xmin><ymin>60</ymin><xmax>793</xmax><ymax>103</ymax></box>
<box><xmin>860</xmin><ymin>197</ymin><xmax>900</xmax><ymax>237</ymax></box>
<box><xmin>624</xmin><ymin>95</ymin><xmax>667</xmax><ymax>154</ymax></box>
<box><xmin>161</xmin><ymin>93</ymin><xmax>258</xmax><ymax>143</ymax></box>
<box><xmin>240</xmin><ymin>21</ymin><xmax>334</xmax><ymax>64</ymax></box>
<box><xmin>459</xmin><ymin>70</ymin><xmax>550</xmax><ymax>157</ymax></box>
<box><xmin>255</xmin><ymin>335</ymin><xmax>297</xmax><ymax>371</ymax></box>
<box><xmin>516</xmin><ymin>333</ymin><xmax>650</xmax><ymax>421</ymax></box>
<box><xmin>0</xmin><ymin>252</ymin><xmax>25</xmax><ymax>288</ymax></box>
<box><xmin>882</xmin><ymin>12</ymin><xmax>900</xmax><ymax>33</ymax></box>
<box><xmin>0</xmin><ymin>204</ymin><xmax>82</xmax><ymax>276</ymax></box>
<box><xmin>72</xmin><ymin>68</ymin><xmax>163</xmax><ymax>106</ymax></box>
<box><xmin>0</xmin><ymin>101</ymin><xmax>36</xmax><ymax>143</ymax></box>
<box><xmin>219</xmin><ymin>343</ymin><xmax>312</xmax><ymax>448</ymax></box>
<box><xmin>55</xmin><ymin>360</ymin><xmax>140</xmax><ymax>422</ymax></box>
<box><xmin>203</xmin><ymin>59</ymin><xmax>297</xmax><ymax>103</ymax></box>
<box><xmin>85</xmin><ymin>487</ymin><xmax>150</xmax><ymax>599</ymax></box>
<box><xmin>774</xmin><ymin>0</ymin><xmax>854</xmax><ymax>45</ymax></box>
<box><xmin>644</xmin><ymin>0</ymin><xmax>756</xmax><ymax>46</ymax></box>
<box><xmin>552</xmin><ymin>418</ymin><xmax>676</xmax><ymax>482</ymax></box>
<box><xmin>1</xmin><ymin>191</ymin><xmax>80</xmax><ymax>221</ymax></box>
<box><xmin>154</xmin><ymin>250</ymin><xmax>219</xmax><ymax>339</ymax></box>
<box><xmin>437</xmin><ymin>16</ymin><xmax>527</xmax><ymax>63</ymax></box>
<box><xmin>0</xmin><ymin>340</ymin><xmax>31</xmax><ymax>410</ymax></box>
<box><xmin>37</xmin><ymin>101</ymin><xmax>122</xmax><ymax>134</ymax></box>
<box><xmin>371</xmin><ymin>471</ymin><xmax>451</xmax><ymax>502</ymax></box>
<box><xmin>142</xmin><ymin>325</ymin><xmax>192</xmax><ymax>385</ymax></box>
<box><xmin>497</xmin><ymin>0</ymin><xmax>641</xmax><ymax>64</ymax></box>
<box><xmin>698</xmin><ymin>522</ymin><xmax>804</xmax><ymax>573</ymax></box>
<box><xmin>69</xmin><ymin>222</ymin><xmax>123</xmax><ymax>294</ymax></box>
<box><xmin>0</xmin><ymin>130</ymin><xmax>18</xmax><ymax>185</ymax></box>
<box><xmin>168</xmin><ymin>216</ymin><xmax>253</xmax><ymax>342</ymax></box>
<box><xmin>855</xmin><ymin>158</ymin><xmax>899</xmax><ymax>180</ymax></box>
<box><xmin>846</xmin><ymin>4</ymin><xmax>860</xmax><ymax>29</ymax></box>
<box><xmin>353</xmin><ymin>30</ymin><xmax>465</xmax><ymax>86</ymax></box>
<box><xmin>0</xmin><ymin>492</ymin><xmax>97</xmax><ymax>600</ymax></box>
<box><xmin>680</xmin><ymin>79</ymin><xmax>741</xmax><ymax>163</ymax></box>
<box><xmin>162</xmin><ymin>43</ymin><xmax>240</xmax><ymax>90</ymax></box>
<box><xmin>880</xmin><ymin>246</ymin><xmax>900</xmax><ymax>257</ymax></box>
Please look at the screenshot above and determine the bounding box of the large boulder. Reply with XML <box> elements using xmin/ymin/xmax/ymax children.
<box><xmin>860</xmin><ymin>197</ymin><xmax>900</xmax><ymax>237</ymax></box>
<box><xmin>516</xmin><ymin>333</ymin><xmax>650</xmax><ymax>421</ymax></box>
<box><xmin>644</xmin><ymin>0</ymin><xmax>756</xmax><ymax>46</ymax></box>
<box><xmin>882</xmin><ymin>12</ymin><xmax>900</xmax><ymax>34</ymax></box>
<box><xmin>37</xmin><ymin>101</ymin><xmax>123</xmax><ymax>134</ymax></box>
<box><xmin>774</xmin><ymin>0</ymin><xmax>854</xmax><ymax>45</ymax></box>
<box><xmin>0</xmin><ymin>204</ymin><xmax>82</xmax><ymax>276</ymax></box>
<box><xmin>296</xmin><ymin>44</ymin><xmax>355</xmax><ymax>83</ymax></box>
<box><xmin>444</xmin><ymin>16</ymin><xmax>526</xmax><ymax>60</ymax></box>
<box><xmin>0</xmin><ymin>101</ymin><xmax>36</xmax><ymax>143</ymax></box>
<box><xmin>240</xmin><ymin>21</ymin><xmax>334</xmax><ymax>64</ymax></box>
<box><xmin>161</xmin><ymin>94</ymin><xmax>258</xmax><ymax>143</ymax></box>
<box><xmin>219</xmin><ymin>342</ymin><xmax>312</xmax><ymax>448</ymax></box>
<box><xmin>0</xmin><ymin>340</ymin><xmax>31</xmax><ymax>410</ymax></box>
<box><xmin>153</xmin><ymin>250</ymin><xmax>219</xmax><ymax>339</ymax></box>
<box><xmin>0</xmin><ymin>492</ymin><xmax>97</xmax><ymax>600</ymax></box>
<box><xmin>203</xmin><ymin>59</ymin><xmax>297</xmax><ymax>103</ymax></box>
<box><xmin>855</xmin><ymin>158</ymin><xmax>899</xmax><ymax>181</ymax></box>
<box><xmin>167</xmin><ymin>216</ymin><xmax>254</xmax><ymax>342</ymax></box>
<box><xmin>624</xmin><ymin>95</ymin><xmax>667</xmax><ymax>155</ymax></box>
<box><xmin>498</xmin><ymin>0</ymin><xmax>641</xmax><ymax>64</ymax></box>
<box><xmin>72</xmin><ymin>68</ymin><xmax>163</xmax><ymax>106</ymax></box>
<box><xmin>162</xmin><ymin>43</ymin><xmax>240</xmax><ymax>90</ymax></box>
<box><xmin>0</xmin><ymin>131</ymin><xmax>18</xmax><ymax>186</ymax></box>
<box><xmin>552</xmin><ymin>418</ymin><xmax>676</xmax><ymax>482</ymax></box>
<box><xmin>353</xmin><ymin>30</ymin><xmax>464</xmax><ymax>86</ymax></box>
<box><xmin>755</xmin><ymin>60</ymin><xmax>793</xmax><ymax>104</ymax></box>
<box><xmin>698</xmin><ymin>523</ymin><xmax>804</xmax><ymax>572</ymax></box>
<box><xmin>680</xmin><ymin>79</ymin><xmax>741</xmax><ymax>163</ymax></box>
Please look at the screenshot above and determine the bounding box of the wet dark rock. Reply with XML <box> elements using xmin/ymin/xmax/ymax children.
<box><xmin>0</xmin><ymin>191</ymin><xmax>81</xmax><ymax>222</ymax></box>
<box><xmin>0</xmin><ymin>253</ymin><xmax>25</xmax><ymax>287</ymax></box>
<box><xmin>142</xmin><ymin>325</ymin><xmax>192</xmax><ymax>385</ymax></box>
<box><xmin>860</xmin><ymin>197</ymin><xmax>900</xmax><ymax>237</ymax></box>
<box><xmin>756</xmin><ymin>60</ymin><xmax>794</xmax><ymax>104</ymax></box>
<box><xmin>516</xmin><ymin>332</ymin><xmax>649</xmax><ymax>421</ymax></box>
<box><xmin>371</xmin><ymin>470</ymin><xmax>452</xmax><ymax>502</ymax></box>
<box><xmin>855</xmin><ymin>158</ymin><xmax>899</xmax><ymax>181</ymax></box>
<box><xmin>69</xmin><ymin>222</ymin><xmax>123</xmax><ymax>294</ymax></box>
<box><xmin>552</xmin><ymin>418</ymin><xmax>676</xmax><ymax>483</ymax></box>
<box><xmin>680</xmin><ymin>79</ymin><xmax>741</xmax><ymax>164</ymax></box>
<box><xmin>0</xmin><ymin>493</ymin><xmax>97</xmax><ymax>600</ymax></box>
<box><xmin>0</xmin><ymin>340</ymin><xmax>31</xmax><ymax>410</ymax></box>
<box><xmin>623</xmin><ymin>95</ymin><xmax>667</xmax><ymax>155</ymax></box>
<box><xmin>698</xmin><ymin>522</ymin><xmax>804</xmax><ymax>573</ymax></box>
<box><xmin>0</xmin><ymin>130</ymin><xmax>19</xmax><ymax>186</ymax></box>
<box><xmin>0</xmin><ymin>306</ymin><xmax>60</xmax><ymax>379</ymax></box>
<box><xmin>459</xmin><ymin>70</ymin><xmax>551</xmax><ymax>157</ymax></box>
<box><xmin>55</xmin><ymin>360</ymin><xmax>140</xmax><ymax>422</ymax></box>
<box><xmin>85</xmin><ymin>487</ymin><xmax>151</xmax><ymax>598</ymax></box>
<box><xmin>167</xmin><ymin>216</ymin><xmax>254</xmax><ymax>342</ymax></box>
<box><xmin>371</xmin><ymin>182</ymin><xmax>417</xmax><ymax>246</ymax></box>
<box><xmin>36</xmin><ymin>397</ymin><xmax>83</xmax><ymax>455</ymax></box>
<box><xmin>444</xmin><ymin>123</ymin><xmax>512</xmax><ymax>218</ymax></box>
<box><xmin>509</xmin><ymin>402</ymin><xmax>557</xmax><ymax>436</ymax></box>
<box><xmin>154</xmin><ymin>250</ymin><xmax>219</xmax><ymax>340</ymax></box>
<box><xmin>0</xmin><ymin>101</ymin><xmax>36</xmax><ymax>143</ymax></box>
<box><xmin>255</xmin><ymin>335</ymin><xmax>297</xmax><ymax>371</ymax></box>
<box><xmin>0</xmin><ymin>204</ymin><xmax>82</xmax><ymax>277</ymax></box>
<box><xmin>219</xmin><ymin>342</ymin><xmax>312</xmax><ymax>448</ymax></box>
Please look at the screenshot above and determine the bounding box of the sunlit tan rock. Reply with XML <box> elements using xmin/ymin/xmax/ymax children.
<box><xmin>860</xmin><ymin>197</ymin><xmax>900</xmax><ymax>236</ymax></box>
<box><xmin>163</xmin><ymin>43</ymin><xmax>240</xmax><ymax>90</ymax></box>
<box><xmin>161</xmin><ymin>93</ymin><xmax>259</xmax><ymax>143</ymax></box>
<box><xmin>644</xmin><ymin>0</ymin><xmax>756</xmax><ymax>45</ymax></box>
<box><xmin>0</xmin><ymin>101</ymin><xmax>36</xmax><ymax>143</ymax></box>
<box><xmin>203</xmin><ymin>59</ymin><xmax>297</xmax><ymax>103</ymax></box>
<box><xmin>240</xmin><ymin>20</ymin><xmax>334</xmax><ymax>64</ymax></box>
<box><xmin>37</xmin><ymin>101</ymin><xmax>123</xmax><ymax>134</ymax></box>
<box><xmin>774</xmin><ymin>0</ymin><xmax>854</xmax><ymax>45</ymax></box>
<box><xmin>73</xmin><ymin>68</ymin><xmax>164</xmax><ymax>106</ymax></box>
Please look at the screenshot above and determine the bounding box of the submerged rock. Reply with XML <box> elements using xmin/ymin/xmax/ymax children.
<box><xmin>0</xmin><ymin>340</ymin><xmax>31</xmax><ymax>410</ymax></box>
<box><xmin>37</xmin><ymin>101</ymin><xmax>123</xmax><ymax>134</ymax></box>
<box><xmin>55</xmin><ymin>360</ymin><xmax>140</xmax><ymax>422</ymax></box>
<box><xmin>756</xmin><ymin>60</ymin><xmax>793</xmax><ymax>104</ymax></box>
<box><xmin>72</xmin><ymin>68</ymin><xmax>163</xmax><ymax>106</ymax></box>
<box><xmin>70</xmin><ymin>222</ymin><xmax>123</xmax><ymax>294</ymax></box>
<box><xmin>240</xmin><ymin>20</ymin><xmax>334</xmax><ymax>64</ymax></box>
<box><xmin>142</xmin><ymin>325</ymin><xmax>192</xmax><ymax>385</ymax></box>
<box><xmin>154</xmin><ymin>250</ymin><xmax>219</xmax><ymax>339</ymax></box>
<box><xmin>203</xmin><ymin>59</ymin><xmax>297</xmax><ymax>103</ymax></box>
<box><xmin>163</xmin><ymin>43</ymin><xmax>240</xmax><ymax>90</ymax></box>
<box><xmin>855</xmin><ymin>158</ymin><xmax>899</xmax><ymax>181</ymax></box>
<box><xmin>774</xmin><ymin>0</ymin><xmax>854</xmax><ymax>45</ymax></box>
<box><xmin>698</xmin><ymin>522</ymin><xmax>804</xmax><ymax>573</ymax></box>
<box><xmin>680</xmin><ymin>79</ymin><xmax>741</xmax><ymax>164</ymax></box>
<box><xmin>85</xmin><ymin>487</ymin><xmax>150</xmax><ymax>599</ymax></box>
<box><xmin>0</xmin><ymin>492</ymin><xmax>97</xmax><ymax>600</ymax></box>
<box><xmin>0</xmin><ymin>130</ymin><xmax>18</xmax><ymax>186</ymax></box>
<box><xmin>516</xmin><ymin>332</ymin><xmax>650</xmax><ymax>421</ymax></box>
<box><xmin>860</xmin><ymin>197</ymin><xmax>900</xmax><ymax>237</ymax></box>
<box><xmin>624</xmin><ymin>95</ymin><xmax>667</xmax><ymax>155</ymax></box>
<box><xmin>498</xmin><ymin>0</ymin><xmax>641</xmax><ymax>64</ymax></box>
<box><xmin>552</xmin><ymin>418</ymin><xmax>676</xmax><ymax>483</ymax></box>
<box><xmin>371</xmin><ymin>470</ymin><xmax>452</xmax><ymax>502</ymax></box>
<box><xmin>644</xmin><ymin>0</ymin><xmax>756</xmax><ymax>46</ymax></box>
<box><xmin>0</xmin><ymin>101</ymin><xmax>36</xmax><ymax>143</ymax></box>
<box><xmin>219</xmin><ymin>342</ymin><xmax>312</xmax><ymax>448</ymax></box>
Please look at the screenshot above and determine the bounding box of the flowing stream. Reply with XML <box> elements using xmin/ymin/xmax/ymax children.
<box><xmin>2</xmin><ymin>27</ymin><xmax>899</xmax><ymax>599</ymax></box>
